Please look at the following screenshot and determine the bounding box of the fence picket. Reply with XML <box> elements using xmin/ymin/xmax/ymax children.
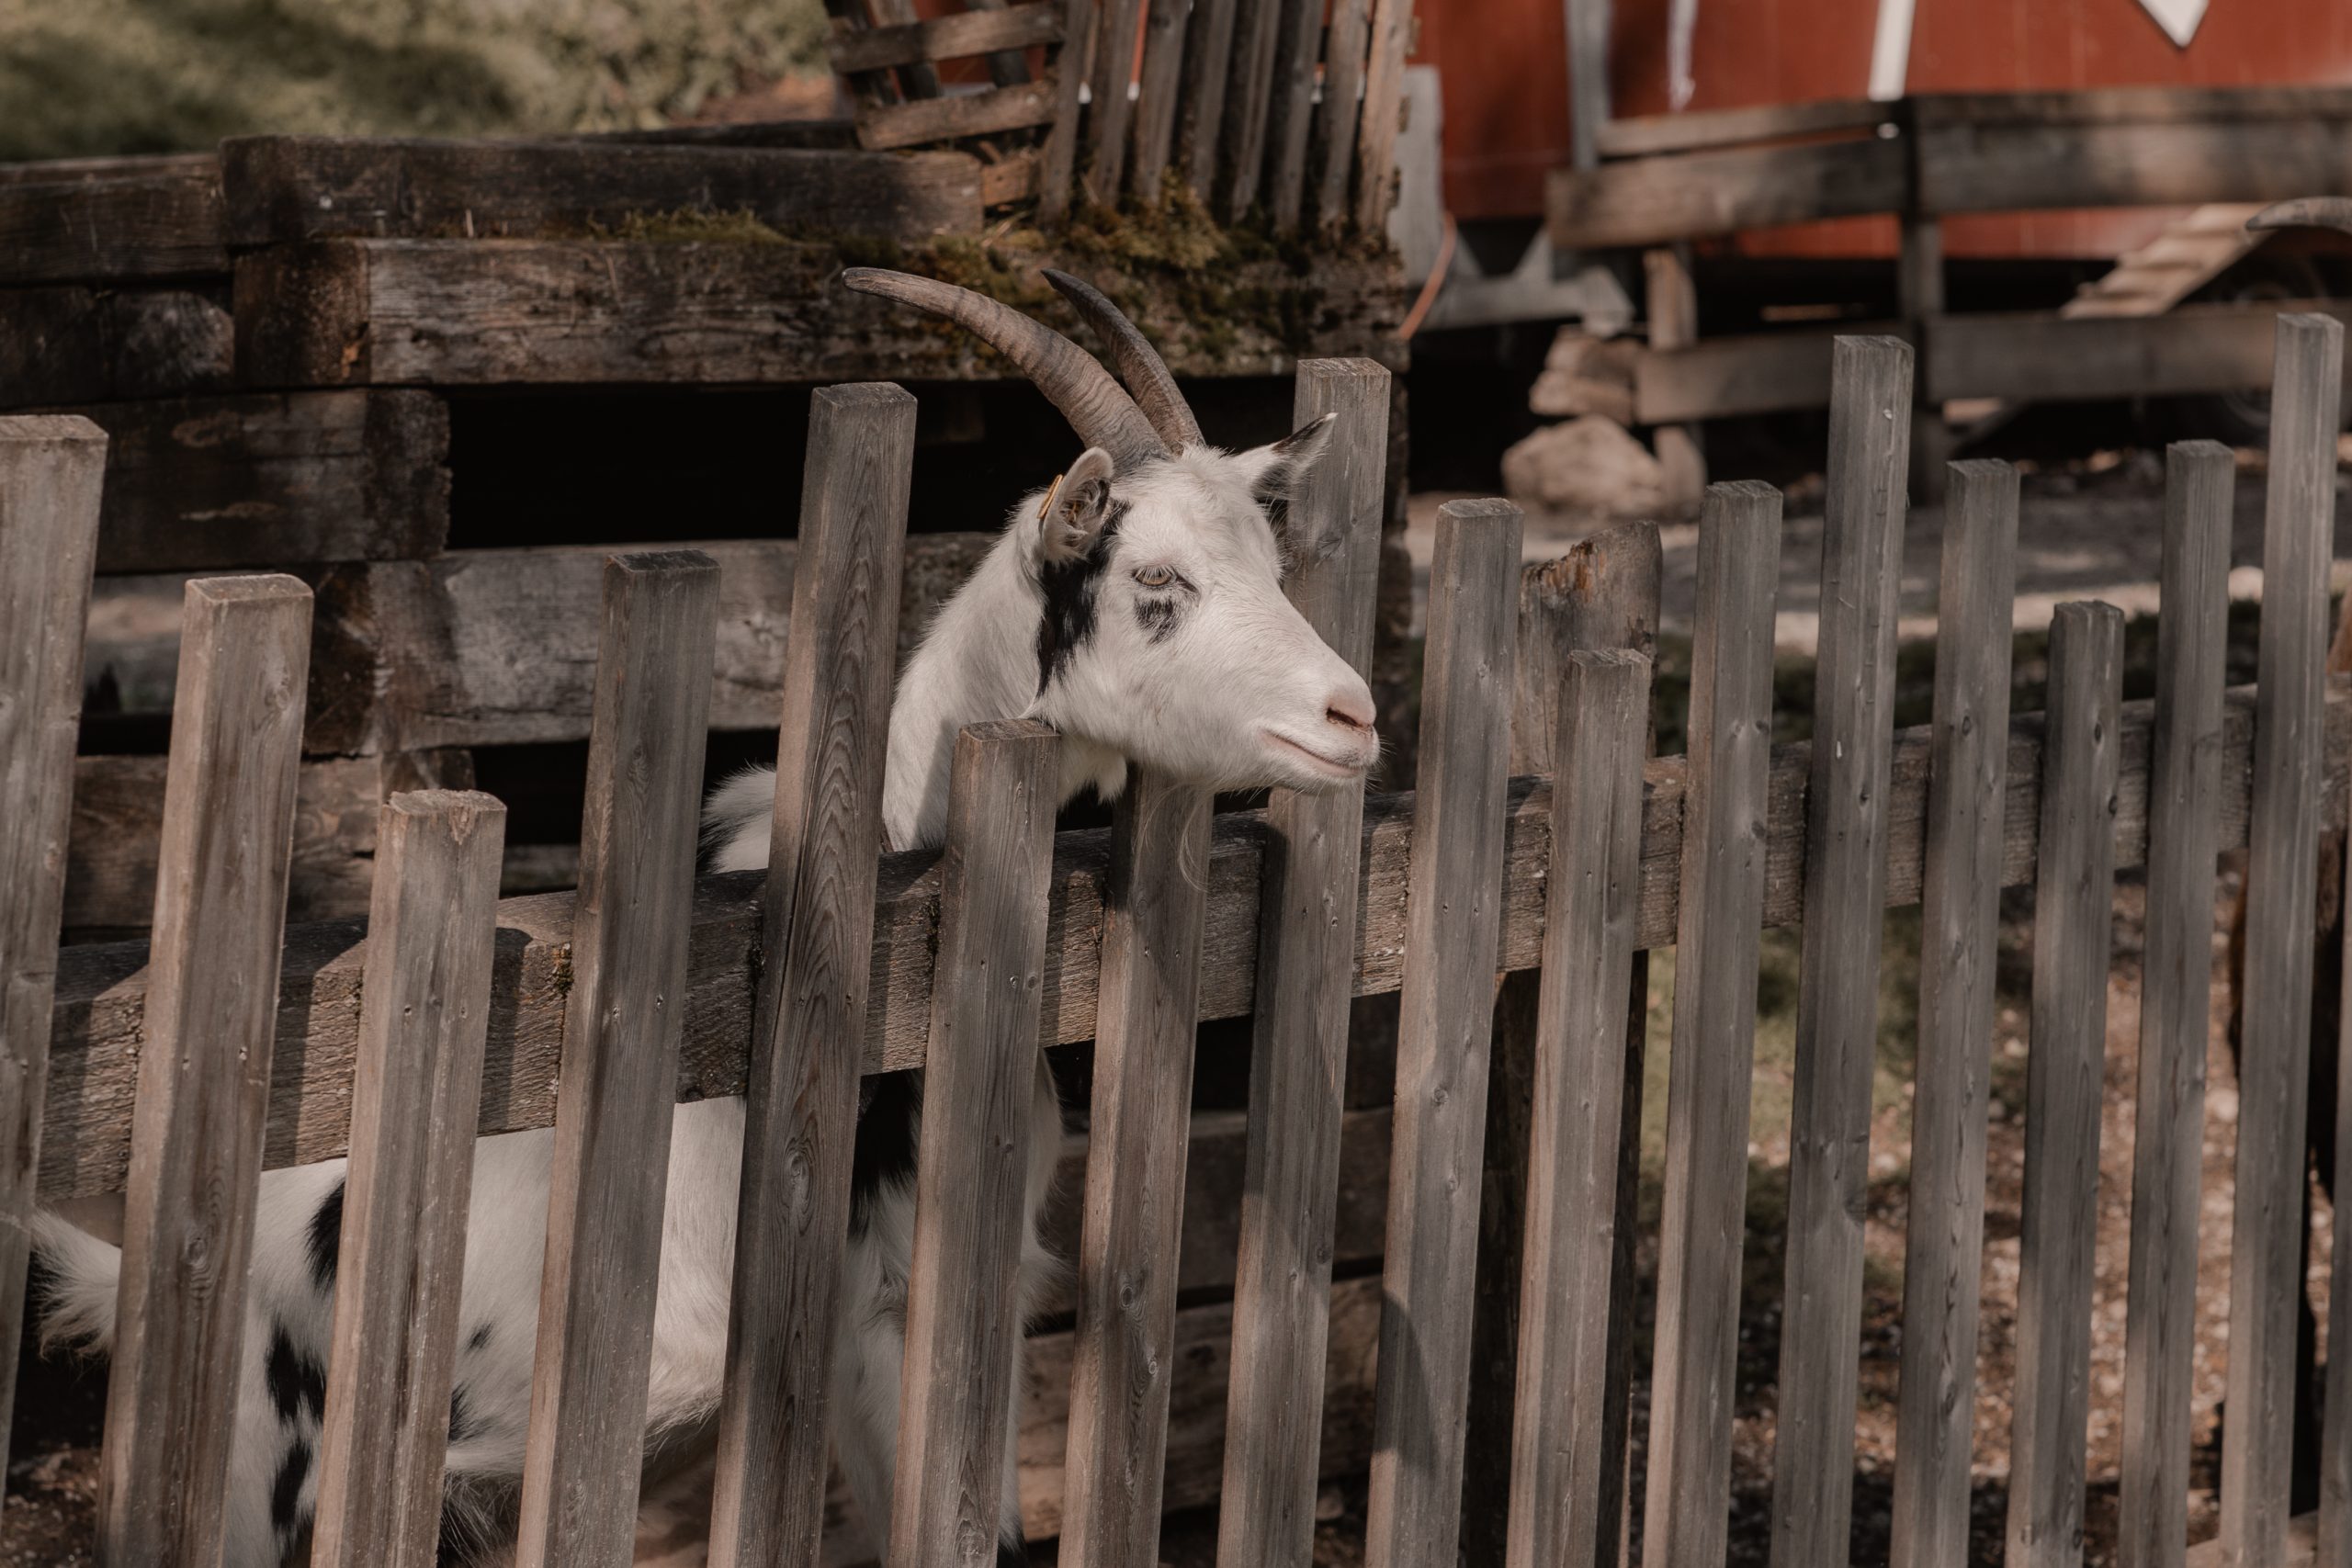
<box><xmin>890</xmin><ymin>719</ymin><xmax>1060</xmax><ymax>1568</ymax></box>
<box><xmin>1264</xmin><ymin>0</ymin><xmax>1323</xmax><ymax>228</ymax></box>
<box><xmin>1364</xmin><ymin>495</ymin><xmax>1524</xmax><ymax>1567</ymax></box>
<box><xmin>0</xmin><ymin>415</ymin><xmax>105</xmax><ymax>1483</ymax></box>
<box><xmin>1889</xmin><ymin>458</ymin><xmax>2022</xmax><ymax>1568</ymax></box>
<box><xmin>2222</xmin><ymin>310</ymin><xmax>2345</xmax><ymax>1566</ymax></box>
<box><xmin>1311</xmin><ymin>0</ymin><xmax>1372</xmax><ymax>230</ymax></box>
<box><xmin>1174</xmin><ymin>0</ymin><xmax>1239</xmax><ymax>201</ymax></box>
<box><xmin>1058</xmin><ymin>765</ymin><xmax>1213</xmax><ymax>1567</ymax></box>
<box><xmin>1506</xmin><ymin>648</ymin><xmax>1653</xmax><ymax>1568</ymax></box>
<box><xmin>1351</xmin><ymin>0</ymin><xmax>1413</xmax><ymax>231</ymax></box>
<box><xmin>514</xmin><ymin>550</ymin><xmax>719</xmax><ymax>1568</ymax></box>
<box><xmin>1771</xmin><ymin>335</ymin><xmax>1914</xmax><ymax>1568</ymax></box>
<box><xmin>95</xmin><ymin>573</ymin><xmax>314</xmax><ymax>1567</ymax></box>
<box><xmin>2008</xmin><ymin>601</ymin><xmax>2126</xmax><ymax>1568</ymax></box>
<box><xmin>1641</xmin><ymin>479</ymin><xmax>1783</xmax><ymax>1568</ymax></box>
<box><xmin>311</xmin><ymin>790</ymin><xmax>508</xmax><ymax>1568</ymax></box>
<box><xmin>1220</xmin><ymin>0</ymin><xmax>1284</xmax><ymax>220</ymax></box>
<box><xmin>1216</xmin><ymin>357</ymin><xmax>1392</xmax><ymax>1568</ymax></box>
<box><xmin>708</xmin><ymin>383</ymin><xmax>916</xmax><ymax>1568</ymax></box>
<box><xmin>1129</xmin><ymin>0</ymin><xmax>1190</xmax><ymax>194</ymax></box>
<box><xmin>2119</xmin><ymin>441</ymin><xmax>2233</xmax><ymax>1568</ymax></box>
<box><xmin>1082</xmin><ymin>0</ymin><xmax>1147</xmax><ymax>204</ymax></box>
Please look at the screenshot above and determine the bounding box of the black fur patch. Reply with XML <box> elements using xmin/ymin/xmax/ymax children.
<box><xmin>265</xmin><ymin>1324</ymin><xmax>327</xmax><ymax>1425</ymax></box>
<box><xmin>306</xmin><ymin>1180</ymin><xmax>345</xmax><ymax>1292</ymax></box>
<box><xmin>849</xmin><ymin>1070</ymin><xmax>921</xmax><ymax>1238</ymax></box>
<box><xmin>269</xmin><ymin>1436</ymin><xmax>313</xmax><ymax>1539</ymax></box>
<box><xmin>467</xmin><ymin>1322</ymin><xmax>493</xmax><ymax>1354</ymax></box>
<box><xmin>998</xmin><ymin>1537</ymin><xmax>1028</xmax><ymax>1567</ymax></box>
<box><xmin>1034</xmin><ymin>501</ymin><xmax>1126</xmax><ymax>695</ymax></box>
<box><xmin>1135</xmin><ymin>595</ymin><xmax>1182</xmax><ymax>644</ymax></box>
<box><xmin>447</xmin><ymin>1384</ymin><xmax>481</xmax><ymax>1446</ymax></box>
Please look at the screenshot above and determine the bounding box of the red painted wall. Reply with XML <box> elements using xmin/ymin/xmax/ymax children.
<box><xmin>1417</xmin><ymin>0</ymin><xmax>2352</xmax><ymax>256</ymax></box>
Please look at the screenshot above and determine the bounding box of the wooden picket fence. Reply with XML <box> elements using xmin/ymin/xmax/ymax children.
<box><xmin>4</xmin><ymin>317</ymin><xmax>2351</xmax><ymax>1568</ymax></box>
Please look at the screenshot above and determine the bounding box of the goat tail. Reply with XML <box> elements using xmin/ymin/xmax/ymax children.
<box><xmin>29</xmin><ymin>1209</ymin><xmax>121</xmax><ymax>1356</ymax></box>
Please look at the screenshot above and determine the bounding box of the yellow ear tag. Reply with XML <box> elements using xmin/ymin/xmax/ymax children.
<box><xmin>1037</xmin><ymin>471</ymin><xmax>1066</xmax><ymax>522</ymax></box>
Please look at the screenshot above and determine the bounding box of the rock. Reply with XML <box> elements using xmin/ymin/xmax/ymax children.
<box><xmin>1528</xmin><ymin>328</ymin><xmax>1639</xmax><ymax>423</ymax></box>
<box><xmin>1500</xmin><ymin>415</ymin><xmax>1669</xmax><ymax>518</ymax></box>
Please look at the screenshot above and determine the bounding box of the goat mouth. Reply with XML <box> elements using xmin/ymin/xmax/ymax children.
<box><xmin>1260</xmin><ymin>728</ymin><xmax>1369</xmax><ymax>781</ymax></box>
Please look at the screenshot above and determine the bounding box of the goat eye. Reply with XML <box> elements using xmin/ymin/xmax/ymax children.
<box><xmin>1133</xmin><ymin>565</ymin><xmax>1176</xmax><ymax>589</ymax></box>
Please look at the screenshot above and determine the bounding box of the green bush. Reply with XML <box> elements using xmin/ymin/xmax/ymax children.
<box><xmin>0</xmin><ymin>0</ymin><xmax>831</xmax><ymax>160</ymax></box>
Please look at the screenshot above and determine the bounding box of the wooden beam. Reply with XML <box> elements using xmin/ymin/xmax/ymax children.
<box><xmin>1594</xmin><ymin>98</ymin><xmax>1892</xmax><ymax>159</ymax></box>
<box><xmin>1917</xmin><ymin>119</ymin><xmax>2352</xmax><ymax>217</ymax></box>
<box><xmin>0</xmin><ymin>284</ymin><xmax>232</xmax><ymax>411</ymax></box>
<box><xmin>827</xmin><ymin>2</ymin><xmax>1062</xmax><ymax>73</ymax></box>
<box><xmin>38</xmin><ymin>674</ymin><xmax>2352</xmax><ymax>1204</ymax></box>
<box><xmin>857</xmin><ymin>80</ymin><xmax>1061</xmax><ymax>152</ymax></box>
<box><xmin>0</xmin><ymin>155</ymin><xmax>224</xmax><ymax>286</ymax></box>
<box><xmin>1908</xmin><ymin>85</ymin><xmax>2352</xmax><ymax>129</ymax></box>
<box><xmin>1924</xmin><ymin>302</ymin><xmax>2352</xmax><ymax>404</ymax></box>
<box><xmin>1634</xmin><ymin>321</ymin><xmax>1908</xmax><ymax>423</ymax></box>
<box><xmin>1548</xmin><ymin>135</ymin><xmax>1907</xmax><ymax>250</ymax></box>
<box><xmin>232</xmin><ymin>240</ymin><xmax>1404</xmax><ymax>389</ymax></box>
<box><xmin>221</xmin><ymin>137</ymin><xmax>984</xmax><ymax>245</ymax></box>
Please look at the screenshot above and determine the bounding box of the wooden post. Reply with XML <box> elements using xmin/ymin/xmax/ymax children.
<box><xmin>1887</xmin><ymin>458</ymin><xmax>2022</xmax><ymax>1568</ymax></box>
<box><xmin>1351</xmin><ymin>0</ymin><xmax>1412</xmax><ymax>233</ymax></box>
<box><xmin>1504</xmin><ymin>648</ymin><xmax>1654</xmax><ymax>1568</ymax></box>
<box><xmin>514</xmin><ymin>550</ymin><xmax>719</xmax><ymax>1568</ymax></box>
<box><xmin>889</xmin><ymin>720</ymin><xmax>1060</xmax><ymax>1568</ymax></box>
<box><xmin>1640</xmin><ymin>480</ymin><xmax>1782</xmax><ymax>1568</ymax></box>
<box><xmin>708</xmin><ymin>384</ymin><xmax>915</xmax><ymax>1568</ymax></box>
<box><xmin>1646</xmin><ymin>247</ymin><xmax>1707</xmax><ymax>511</ymax></box>
<box><xmin>1082</xmin><ymin>0</ymin><xmax>1147</xmax><ymax>206</ymax></box>
<box><xmin>1567</xmin><ymin>0</ymin><xmax>1612</xmax><ymax>174</ymax></box>
<box><xmin>0</xmin><ymin>415</ymin><xmax>105</xmax><ymax>1482</ymax></box>
<box><xmin>1057</xmin><ymin>765</ymin><xmax>1213</xmax><ymax>1568</ymax></box>
<box><xmin>2007</xmin><ymin>601</ymin><xmax>2125</xmax><ymax>1568</ymax></box>
<box><xmin>1364</xmin><ymin>496</ymin><xmax>1524</xmax><ymax>1568</ymax></box>
<box><xmin>310</xmin><ymin>790</ymin><xmax>508</xmax><ymax>1568</ymax></box>
<box><xmin>1215</xmin><ymin>357</ymin><xmax>1391</xmax><ymax>1568</ymax></box>
<box><xmin>2119</xmin><ymin>442</ymin><xmax>2233</xmax><ymax>1568</ymax></box>
<box><xmin>1899</xmin><ymin>215</ymin><xmax>1951</xmax><ymax>502</ymax></box>
<box><xmin>2221</xmin><ymin>311</ymin><xmax>2345</xmax><ymax>1568</ymax></box>
<box><xmin>96</xmin><ymin>573</ymin><xmax>314</xmax><ymax>1568</ymax></box>
<box><xmin>1464</xmin><ymin>519</ymin><xmax>1663</xmax><ymax>1568</ymax></box>
<box><xmin>1770</xmin><ymin>335</ymin><xmax>1913</xmax><ymax>1568</ymax></box>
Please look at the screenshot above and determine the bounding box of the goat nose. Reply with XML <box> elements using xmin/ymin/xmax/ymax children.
<box><xmin>1325</xmin><ymin>687</ymin><xmax>1376</xmax><ymax>732</ymax></box>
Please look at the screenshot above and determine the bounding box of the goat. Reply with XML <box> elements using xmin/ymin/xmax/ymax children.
<box><xmin>34</xmin><ymin>267</ymin><xmax>1380</xmax><ymax>1568</ymax></box>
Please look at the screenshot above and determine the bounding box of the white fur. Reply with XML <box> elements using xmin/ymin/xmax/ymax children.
<box><xmin>34</xmin><ymin>430</ymin><xmax>1374</xmax><ymax>1566</ymax></box>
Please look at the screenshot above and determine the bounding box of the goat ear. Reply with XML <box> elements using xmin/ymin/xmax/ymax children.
<box><xmin>1035</xmin><ymin>446</ymin><xmax>1120</xmax><ymax>564</ymax></box>
<box><xmin>1236</xmin><ymin>412</ymin><xmax>1338</xmax><ymax>505</ymax></box>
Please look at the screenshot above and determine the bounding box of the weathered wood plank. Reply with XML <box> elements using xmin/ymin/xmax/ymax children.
<box><xmin>1262</xmin><ymin>0</ymin><xmax>1324</xmax><ymax>228</ymax></box>
<box><xmin>1641</xmin><ymin>480</ymin><xmax>1783</xmax><ymax>1568</ymax></box>
<box><xmin>65</xmin><ymin>750</ymin><xmax>471</xmax><ymax>929</ymax></box>
<box><xmin>1082</xmin><ymin>0</ymin><xmax>1148</xmax><ymax>205</ymax></box>
<box><xmin>1926</xmin><ymin>302</ymin><xmax>2352</xmax><ymax>405</ymax></box>
<box><xmin>38</xmin><ymin>677</ymin><xmax>2352</xmax><ymax>1204</ymax></box>
<box><xmin>1365</xmin><ymin>497</ymin><xmax>1524</xmax><ymax>1567</ymax></box>
<box><xmin>1909</xmin><ymin>85</ymin><xmax>2352</xmax><ymax>129</ymax></box>
<box><xmin>1215</xmin><ymin>358</ymin><xmax>1391</xmax><ymax>1568</ymax></box>
<box><xmin>221</xmin><ymin>136</ymin><xmax>983</xmax><ymax>245</ymax></box>
<box><xmin>232</xmin><ymin>240</ymin><xmax>1402</xmax><ymax>389</ymax></box>
<box><xmin>0</xmin><ymin>416</ymin><xmax>106</xmax><ymax>1485</ymax></box>
<box><xmin>1351</xmin><ymin>0</ymin><xmax>1414</xmax><ymax>231</ymax></box>
<box><xmin>2008</xmin><ymin>602</ymin><xmax>2126</xmax><ymax>1568</ymax></box>
<box><xmin>1595</xmin><ymin>98</ymin><xmax>1892</xmax><ymax>159</ymax></box>
<box><xmin>1058</xmin><ymin>770</ymin><xmax>1214</xmax><ymax>1567</ymax></box>
<box><xmin>827</xmin><ymin>3</ymin><xmax>1062</xmax><ymax>73</ymax></box>
<box><xmin>2119</xmin><ymin>443</ymin><xmax>2233</xmax><ymax>1568</ymax></box>
<box><xmin>706</xmin><ymin>386</ymin><xmax>913</xmax><ymax>1568</ymax></box>
<box><xmin>1175</xmin><ymin>0</ymin><xmax>1241</xmax><ymax>203</ymax></box>
<box><xmin>1035</xmin><ymin>0</ymin><xmax>1093</xmax><ymax>224</ymax></box>
<box><xmin>0</xmin><ymin>155</ymin><xmax>224</xmax><ymax>285</ymax></box>
<box><xmin>1916</xmin><ymin>119</ymin><xmax>2352</xmax><ymax>216</ymax></box>
<box><xmin>1770</xmin><ymin>336</ymin><xmax>1913</xmax><ymax>1568</ymax></box>
<box><xmin>1218</xmin><ymin>0</ymin><xmax>1284</xmax><ymax>220</ymax></box>
<box><xmin>309</xmin><ymin>790</ymin><xmax>507</xmax><ymax>1568</ymax></box>
<box><xmin>891</xmin><ymin>720</ymin><xmax>1058</xmax><ymax>1568</ymax></box>
<box><xmin>2221</xmin><ymin>313</ymin><xmax>2346</xmax><ymax>1568</ymax></box>
<box><xmin>1565</xmin><ymin>0</ymin><xmax>1612</xmax><ymax>171</ymax></box>
<box><xmin>1548</xmin><ymin>136</ymin><xmax>1908</xmax><ymax>250</ymax></box>
<box><xmin>94</xmin><ymin>573</ymin><xmax>313</xmax><ymax>1568</ymax></box>
<box><xmin>1505</xmin><ymin>649</ymin><xmax>1652</xmax><ymax>1568</ymax></box>
<box><xmin>1633</xmin><ymin>322</ymin><xmax>1914</xmax><ymax>425</ymax></box>
<box><xmin>1887</xmin><ymin>459</ymin><xmax>2022</xmax><ymax>1568</ymax></box>
<box><xmin>1310</xmin><ymin>0</ymin><xmax>1372</xmax><ymax>228</ymax></box>
<box><xmin>1128</xmin><ymin>0</ymin><xmax>1192</xmax><ymax>196</ymax></box>
<box><xmin>0</xmin><ymin>283</ymin><xmax>232</xmax><ymax>410</ymax></box>
<box><xmin>857</xmin><ymin>80</ymin><xmax>1061</xmax><ymax>152</ymax></box>
<box><xmin>71</xmin><ymin>389</ymin><xmax>448</xmax><ymax>575</ymax></box>
<box><xmin>513</xmin><ymin>551</ymin><xmax>718</xmax><ymax>1568</ymax></box>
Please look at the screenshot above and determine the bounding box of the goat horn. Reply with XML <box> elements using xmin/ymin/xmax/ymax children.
<box><xmin>2248</xmin><ymin>197</ymin><xmax>2352</xmax><ymax>235</ymax></box>
<box><xmin>842</xmin><ymin>268</ymin><xmax>1166</xmax><ymax>468</ymax></box>
<box><xmin>1042</xmin><ymin>268</ymin><xmax>1205</xmax><ymax>451</ymax></box>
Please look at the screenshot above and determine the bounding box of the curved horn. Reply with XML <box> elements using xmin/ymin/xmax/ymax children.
<box><xmin>842</xmin><ymin>268</ymin><xmax>1165</xmax><ymax>467</ymax></box>
<box><xmin>2248</xmin><ymin>197</ymin><xmax>2352</xmax><ymax>234</ymax></box>
<box><xmin>1042</xmin><ymin>268</ymin><xmax>1205</xmax><ymax>451</ymax></box>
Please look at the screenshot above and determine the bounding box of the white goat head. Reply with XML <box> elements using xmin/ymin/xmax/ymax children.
<box><xmin>845</xmin><ymin>266</ymin><xmax>1380</xmax><ymax>800</ymax></box>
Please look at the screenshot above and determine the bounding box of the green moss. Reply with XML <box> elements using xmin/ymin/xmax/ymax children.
<box><xmin>581</xmin><ymin>206</ymin><xmax>794</xmax><ymax>245</ymax></box>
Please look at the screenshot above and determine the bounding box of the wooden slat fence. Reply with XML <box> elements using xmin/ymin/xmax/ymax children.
<box><xmin>14</xmin><ymin>326</ymin><xmax>2352</xmax><ymax>1566</ymax></box>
